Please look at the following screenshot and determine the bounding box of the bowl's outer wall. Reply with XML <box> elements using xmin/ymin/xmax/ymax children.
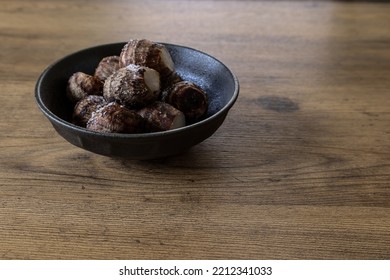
<box><xmin>51</xmin><ymin>112</ymin><xmax>227</xmax><ymax>159</ymax></box>
<box><xmin>36</xmin><ymin>43</ymin><xmax>238</xmax><ymax>159</ymax></box>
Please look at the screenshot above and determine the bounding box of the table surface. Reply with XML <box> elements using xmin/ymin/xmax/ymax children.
<box><xmin>1</xmin><ymin>0</ymin><xmax>389</xmax><ymax>260</ymax></box>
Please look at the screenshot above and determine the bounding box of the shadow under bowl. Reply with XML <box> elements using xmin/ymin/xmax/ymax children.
<box><xmin>35</xmin><ymin>42</ymin><xmax>239</xmax><ymax>160</ymax></box>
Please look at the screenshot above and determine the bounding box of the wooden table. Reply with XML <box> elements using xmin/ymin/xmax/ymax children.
<box><xmin>1</xmin><ymin>0</ymin><xmax>389</xmax><ymax>259</ymax></box>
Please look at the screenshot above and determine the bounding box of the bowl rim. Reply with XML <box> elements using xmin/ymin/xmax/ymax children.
<box><xmin>35</xmin><ymin>42</ymin><xmax>240</xmax><ymax>139</ymax></box>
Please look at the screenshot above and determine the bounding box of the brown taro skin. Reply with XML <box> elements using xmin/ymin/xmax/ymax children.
<box><xmin>86</xmin><ymin>102</ymin><xmax>146</xmax><ymax>133</ymax></box>
<box><xmin>162</xmin><ymin>71</ymin><xmax>183</xmax><ymax>92</ymax></box>
<box><xmin>162</xmin><ymin>81</ymin><xmax>208</xmax><ymax>122</ymax></box>
<box><xmin>66</xmin><ymin>72</ymin><xmax>103</xmax><ymax>103</ymax></box>
<box><xmin>94</xmin><ymin>56</ymin><xmax>120</xmax><ymax>82</ymax></box>
<box><xmin>119</xmin><ymin>39</ymin><xmax>175</xmax><ymax>81</ymax></box>
<box><xmin>103</xmin><ymin>64</ymin><xmax>160</xmax><ymax>109</ymax></box>
<box><xmin>72</xmin><ymin>95</ymin><xmax>106</xmax><ymax>127</ymax></box>
<box><xmin>137</xmin><ymin>101</ymin><xmax>186</xmax><ymax>131</ymax></box>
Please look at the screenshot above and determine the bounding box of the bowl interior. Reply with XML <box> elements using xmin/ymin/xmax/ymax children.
<box><xmin>37</xmin><ymin>42</ymin><xmax>238</xmax><ymax>129</ymax></box>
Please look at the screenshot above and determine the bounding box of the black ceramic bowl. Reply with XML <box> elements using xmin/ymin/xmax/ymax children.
<box><xmin>35</xmin><ymin>42</ymin><xmax>239</xmax><ymax>159</ymax></box>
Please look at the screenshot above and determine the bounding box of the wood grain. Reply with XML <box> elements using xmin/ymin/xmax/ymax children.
<box><xmin>0</xmin><ymin>0</ymin><xmax>389</xmax><ymax>259</ymax></box>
